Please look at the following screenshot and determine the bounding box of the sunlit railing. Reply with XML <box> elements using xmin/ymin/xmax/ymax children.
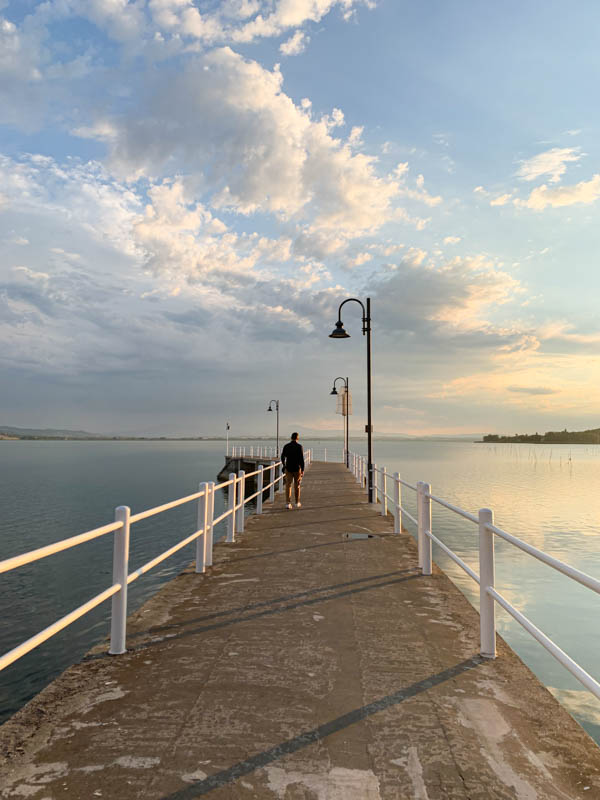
<box><xmin>349</xmin><ymin>450</ymin><xmax>600</xmax><ymax>702</ymax></box>
<box><xmin>0</xmin><ymin>451</ymin><xmax>313</xmax><ymax>671</ymax></box>
<box><xmin>230</xmin><ymin>444</ymin><xmax>342</xmax><ymax>463</ymax></box>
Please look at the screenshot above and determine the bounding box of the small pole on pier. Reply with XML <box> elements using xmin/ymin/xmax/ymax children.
<box><xmin>207</xmin><ymin>481</ymin><xmax>215</xmax><ymax>566</ymax></box>
<box><xmin>196</xmin><ymin>482</ymin><xmax>208</xmax><ymax>573</ymax></box>
<box><xmin>109</xmin><ymin>505</ymin><xmax>131</xmax><ymax>655</ymax></box>
<box><xmin>421</xmin><ymin>482</ymin><xmax>432</xmax><ymax>575</ymax></box>
<box><xmin>479</xmin><ymin>508</ymin><xmax>496</xmax><ymax>658</ymax></box>
<box><xmin>393</xmin><ymin>472</ymin><xmax>401</xmax><ymax>533</ymax></box>
<box><xmin>257</xmin><ymin>465</ymin><xmax>264</xmax><ymax>514</ymax></box>
<box><xmin>227</xmin><ymin>472</ymin><xmax>236</xmax><ymax>543</ymax></box>
<box><xmin>237</xmin><ymin>470</ymin><xmax>246</xmax><ymax>533</ymax></box>
<box><xmin>373</xmin><ymin>464</ymin><xmax>378</xmax><ymax>503</ymax></box>
<box><xmin>269</xmin><ymin>464</ymin><xmax>276</xmax><ymax>503</ymax></box>
<box><xmin>381</xmin><ymin>467</ymin><xmax>387</xmax><ymax>516</ymax></box>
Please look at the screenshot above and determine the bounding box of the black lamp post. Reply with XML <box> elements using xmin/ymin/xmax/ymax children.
<box><xmin>330</xmin><ymin>377</ymin><xmax>349</xmax><ymax>468</ymax></box>
<box><xmin>329</xmin><ymin>297</ymin><xmax>373</xmax><ymax>502</ymax></box>
<box><xmin>267</xmin><ymin>400</ymin><xmax>280</xmax><ymax>453</ymax></box>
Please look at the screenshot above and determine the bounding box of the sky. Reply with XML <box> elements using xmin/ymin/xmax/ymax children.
<box><xmin>1</xmin><ymin>0</ymin><xmax>600</xmax><ymax>437</ymax></box>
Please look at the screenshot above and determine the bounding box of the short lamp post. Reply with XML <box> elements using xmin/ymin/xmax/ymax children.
<box><xmin>330</xmin><ymin>377</ymin><xmax>349</xmax><ymax>468</ymax></box>
<box><xmin>329</xmin><ymin>297</ymin><xmax>373</xmax><ymax>503</ymax></box>
<box><xmin>267</xmin><ymin>400</ymin><xmax>280</xmax><ymax>454</ymax></box>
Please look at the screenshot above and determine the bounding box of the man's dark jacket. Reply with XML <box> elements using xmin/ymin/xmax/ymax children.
<box><xmin>281</xmin><ymin>441</ymin><xmax>304</xmax><ymax>472</ymax></box>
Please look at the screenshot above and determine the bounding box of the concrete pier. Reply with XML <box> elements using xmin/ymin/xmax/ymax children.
<box><xmin>1</xmin><ymin>462</ymin><xmax>600</xmax><ymax>798</ymax></box>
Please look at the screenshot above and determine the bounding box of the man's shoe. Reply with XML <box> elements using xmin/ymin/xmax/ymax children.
<box><xmin>296</xmin><ymin>502</ymin><xmax>302</xmax><ymax>508</ymax></box>
<box><xmin>286</xmin><ymin>503</ymin><xmax>293</xmax><ymax>509</ymax></box>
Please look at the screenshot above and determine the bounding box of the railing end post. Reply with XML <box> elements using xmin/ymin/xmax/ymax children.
<box><xmin>479</xmin><ymin>507</ymin><xmax>496</xmax><ymax>658</ymax></box>
<box><xmin>109</xmin><ymin>505</ymin><xmax>131</xmax><ymax>656</ymax></box>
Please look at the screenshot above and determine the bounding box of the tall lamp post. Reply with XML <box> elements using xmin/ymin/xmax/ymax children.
<box><xmin>330</xmin><ymin>377</ymin><xmax>349</xmax><ymax>468</ymax></box>
<box><xmin>329</xmin><ymin>297</ymin><xmax>373</xmax><ymax>502</ymax></box>
<box><xmin>226</xmin><ymin>421</ymin><xmax>230</xmax><ymax>456</ymax></box>
<box><xmin>267</xmin><ymin>400</ymin><xmax>280</xmax><ymax>454</ymax></box>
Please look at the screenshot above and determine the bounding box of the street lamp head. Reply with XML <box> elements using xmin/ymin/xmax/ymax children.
<box><xmin>330</xmin><ymin>387</ymin><xmax>338</xmax><ymax>395</ymax></box>
<box><xmin>329</xmin><ymin>320</ymin><xmax>350</xmax><ymax>339</ymax></box>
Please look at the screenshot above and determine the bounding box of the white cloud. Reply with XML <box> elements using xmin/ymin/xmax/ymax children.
<box><xmin>443</xmin><ymin>236</ymin><xmax>461</xmax><ymax>245</ymax></box>
<box><xmin>346</xmin><ymin>252</ymin><xmax>372</xmax><ymax>267</ymax></box>
<box><xmin>397</xmin><ymin>173</ymin><xmax>442</xmax><ymax>207</ymax></box>
<box><xmin>517</xmin><ymin>174</ymin><xmax>600</xmax><ymax>210</ymax></box>
<box><xmin>279</xmin><ymin>29</ymin><xmax>309</xmax><ymax>56</ymax></box>
<box><xmin>516</xmin><ymin>147</ymin><xmax>582</xmax><ymax>183</ymax></box>
<box><xmin>102</xmin><ymin>49</ymin><xmax>398</xmax><ymax>238</ymax></box>
<box><xmin>490</xmin><ymin>193</ymin><xmax>512</xmax><ymax>207</ymax></box>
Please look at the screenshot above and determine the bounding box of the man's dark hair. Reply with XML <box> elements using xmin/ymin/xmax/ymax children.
<box><xmin>291</xmin><ymin>432</ymin><xmax>299</xmax><ymax>440</ymax></box>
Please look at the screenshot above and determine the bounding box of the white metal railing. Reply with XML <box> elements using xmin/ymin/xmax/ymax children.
<box><xmin>229</xmin><ymin>444</ymin><xmax>343</xmax><ymax>463</ymax></box>
<box><xmin>349</xmin><ymin>450</ymin><xmax>600</xmax><ymax>703</ymax></box>
<box><xmin>0</xmin><ymin>455</ymin><xmax>306</xmax><ymax>671</ymax></box>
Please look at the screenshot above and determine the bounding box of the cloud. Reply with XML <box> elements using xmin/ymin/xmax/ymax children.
<box><xmin>279</xmin><ymin>29</ymin><xmax>309</xmax><ymax>56</ymax></box>
<box><xmin>490</xmin><ymin>193</ymin><xmax>512</xmax><ymax>207</ymax></box>
<box><xmin>507</xmin><ymin>386</ymin><xmax>558</xmax><ymax>395</ymax></box>
<box><xmin>443</xmin><ymin>236</ymin><xmax>461</xmax><ymax>245</ymax></box>
<box><xmin>100</xmin><ymin>49</ymin><xmax>399</xmax><ymax>239</ymax></box>
<box><xmin>516</xmin><ymin>147</ymin><xmax>582</xmax><ymax>183</ymax></box>
<box><xmin>517</xmin><ymin>174</ymin><xmax>600</xmax><ymax>210</ymax></box>
<box><xmin>397</xmin><ymin>172</ymin><xmax>442</xmax><ymax>207</ymax></box>
<box><xmin>372</xmin><ymin>253</ymin><xmax>524</xmax><ymax>341</ymax></box>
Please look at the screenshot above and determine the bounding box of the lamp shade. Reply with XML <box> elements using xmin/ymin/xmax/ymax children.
<box><xmin>329</xmin><ymin>320</ymin><xmax>350</xmax><ymax>338</ymax></box>
<box><xmin>330</xmin><ymin>387</ymin><xmax>338</xmax><ymax>395</ymax></box>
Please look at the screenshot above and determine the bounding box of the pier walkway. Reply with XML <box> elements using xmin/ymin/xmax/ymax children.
<box><xmin>2</xmin><ymin>462</ymin><xmax>600</xmax><ymax>798</ymax></box>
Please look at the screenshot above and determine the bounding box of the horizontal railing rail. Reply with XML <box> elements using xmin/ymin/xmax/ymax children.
<box><xmin>229</xmin><ymin>444</ymin><xmax>342</xmax><ymax>462</ymax></box>
<box><xmin>0</xmin><ymin>453</ymin><xmax>306</xmax><ymax>671</ymax></box>
<box><xmin>349</xmin><ymin>449</ymin><xmax>600</xmax><ymax>702</ymax></box>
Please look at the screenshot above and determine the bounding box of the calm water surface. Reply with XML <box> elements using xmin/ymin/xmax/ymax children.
<box><xmin>1</xmin><ymin>439</ymin><xmax>599</xmax><ymax>744</ymax></box>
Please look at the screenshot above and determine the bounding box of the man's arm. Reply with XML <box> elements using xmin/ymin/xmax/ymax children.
<box><xmin>299</xmin><ymin>445</ymin><xmax>305</xmax><ymax>473</ymax></box>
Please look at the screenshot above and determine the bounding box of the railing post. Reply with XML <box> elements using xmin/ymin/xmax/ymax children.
<box><xmin>109</xmin><ymin>505</ymin><xmax>131</xmax><ymax>655</ymax></box>
<box><xmin>196</xmin><ymin>482</ymin><xmax>208</xmax><ymax>574</ymax></box>
<box><xmin>479</xmin><ymin>508</ymin><xmax>496</xmax><ymax>658</ymax></box>
<box><xmin>236</xmin><ymin>469</ymin><xmax>246</xmax><ymax>533</ymax></box>
<box><xmin>278</xmin><ymin>462</ymin><xmax>284</xmax><ymax>493</ymax></box>
<box><xmin>420</xmin><ymin>482</ymin><xmax>432</xmax><ymax>575</ymax></box>
<box><xmin>324</xmin><ymin>447</ymin><xmax>327</xmax><ymax>462</ymax></box>
<box><xmin>269</xmin><ymin>464</ymin><xmax>276</xmax><ymax>502</ymax></box>
<box><xmin>227</xmin><ymin>472</ymin><xmax>236</xmax><ymax>542</ymax></box>
<box><xmin>207</xmin><ymin>481</ymin><xmax>215</xmax><ymax>566</ymax></box>
<box><xmin>381</xmin><ymin>467</ymin><xmax>387</xmax><ymax>516</ymax></box>
<box><xmin>257</xmin><ymin>465</ymin><xmax>264</xmax><ymax>514</ymax></box>
<box><xmin>416</xmin><ymin>482</ymin><xmax>424</xmax><ymax>569</ymax></box>
<box><xmin>373</xmin><ymin>464</ymin><xmax>379</xmax><ymax>503</ymax></box>
<box><xmin>393</xmin><ymin>472</ymin><xmax>401</xmax><ymax>533</ymax></box>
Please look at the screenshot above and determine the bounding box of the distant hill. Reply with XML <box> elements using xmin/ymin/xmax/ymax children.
<box><xmin>482</xmin><ymin>427</ymin><xmax>600</xmax><ymax>444</ymax></box>
<box><xmin>0</xmin><ymin>426</ymin><xmax>103</xmax><ymax>439</ymax></box>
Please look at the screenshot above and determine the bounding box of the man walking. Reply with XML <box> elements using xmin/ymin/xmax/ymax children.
<box><xmin>281</xmin><ymin>432</ymin><xmax>304</xmax><ymax>509</ymax></box>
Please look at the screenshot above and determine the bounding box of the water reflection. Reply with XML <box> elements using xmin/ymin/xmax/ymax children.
<box><xmin>366</xmin><ymin>441</ymin><xmax>600</xmax><ymax>742</ymax></box>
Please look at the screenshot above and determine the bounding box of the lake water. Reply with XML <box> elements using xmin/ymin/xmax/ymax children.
<box><xmin>1</xmin><ymin>439</ymin><xmax>599</xmax><ymax>745</ymax></box>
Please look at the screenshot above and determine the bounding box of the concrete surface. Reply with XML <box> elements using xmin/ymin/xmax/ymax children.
<box><xmin>1</xmin><ymin>461</ymin><xmax>600</xmax><ymax>799</ymax></box>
